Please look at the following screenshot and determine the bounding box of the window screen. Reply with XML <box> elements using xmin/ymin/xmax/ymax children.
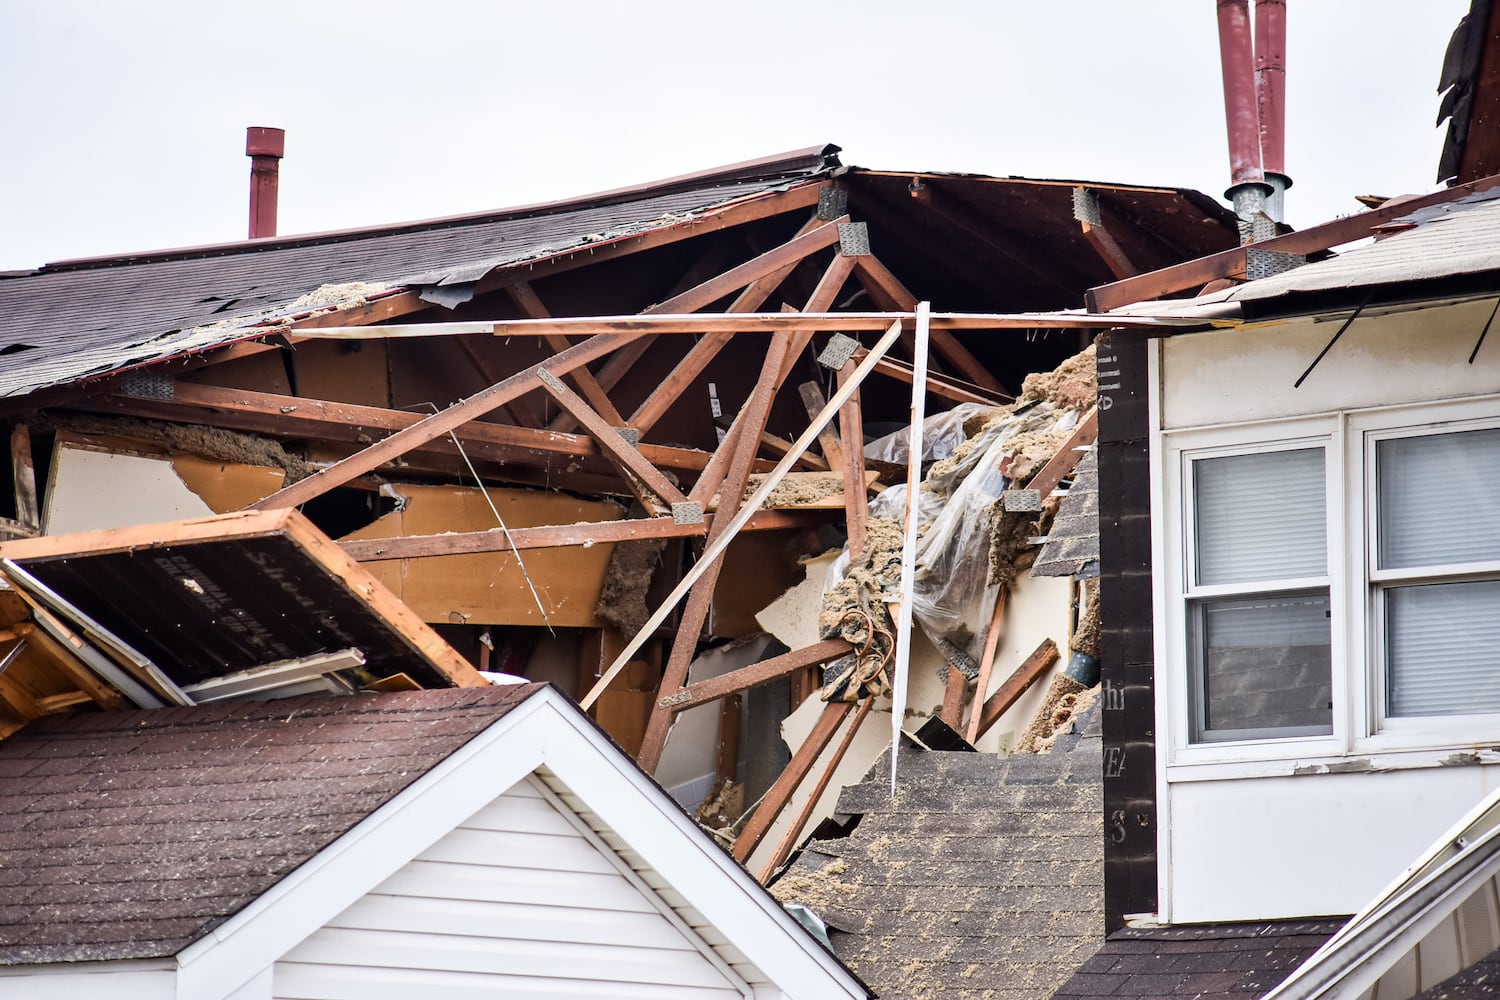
<box><xmin>1386</xmin><ymin>581</ymin><xmax>1500</xmax><ymax>717</ymax></box>
<box><xmin>1196</xmin><ymin>448</ymin><xmax>1326</xmax><ymax>585</ymax></box>
<box><xmin>1377</xmin><ymin>428</ymin><xmax>1500</xmax><ymax>570</ymax></box>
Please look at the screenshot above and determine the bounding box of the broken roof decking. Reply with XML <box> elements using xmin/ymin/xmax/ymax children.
<box><xmin>0</xmin><ymin>508</ymin><xmax>483</xmax><ymax>694</ymax></box>
<box><xmin>0</xmin><ymin>685</ymin><xmax>538</xmax><ymax>965</ymax></box>
<box><xmin>772</xmin><ymin>706</ymin><xmax>1103</xmax><ymax>1000</ymax></box>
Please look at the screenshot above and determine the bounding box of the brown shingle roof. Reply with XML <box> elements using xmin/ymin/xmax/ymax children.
<box><xmin>0</xmin><ymin>685</ymin><xmax>541</xmax><ymax>965</ymax></box>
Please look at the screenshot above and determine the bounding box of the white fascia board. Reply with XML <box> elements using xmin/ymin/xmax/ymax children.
<box><xmin>0</xmin><ymin>962</ymin><xmax>176</xmax><ymax>999</ymax></box>
<box><xmin>173</xmin><ymin>687</ymin><xmax>867</xmax><ymax>1000</ymax></box>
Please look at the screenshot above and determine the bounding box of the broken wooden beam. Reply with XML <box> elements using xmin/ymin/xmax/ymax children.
<box><xmin>972</xmin><ymin>638</ymin><xmax>1061</xmax><ymax>741</ymax></box>
<box><xmin>9</xmin><ymin>425</ymin><xmax>39</xmax><ymax>534</ymax></box>
<box><xmin>655</xmin><ymin>639</ymin><xmax>853</xmax><ymax>714</ymax></box>
<box><xmin>758</xmin><ymin>695</ymin><xmax>875</xmax><ymax>883</ymax></box>
<box><xmin>339</xmin><ymin>508</ymin><xmax>829</xmax><ymax>562</ymax></box>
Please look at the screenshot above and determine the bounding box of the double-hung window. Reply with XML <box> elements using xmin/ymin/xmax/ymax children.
<box><xmin>1184</xmin><ymin>446</ymin><xmax>1333</xmax><ymax>743</ymax></box>
<box><xmin>1371</xmin><ymin>426</ymin><xmax>1500</xmax><ymax>723</ymax></box>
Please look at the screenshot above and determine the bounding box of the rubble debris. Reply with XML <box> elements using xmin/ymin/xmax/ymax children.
<box><xmin>1019</xmin><ymin>342</ymin><xmax>1096</xmax><ymax>410</ymax></box>
<box><xmin>818</xmin><ymin>517</ymin><xmax>902</xmax><ymax>700</ymax></box>
<box><xmin>987</xmin><ymin>495</ymin><xmax>1060</xmax><ymax>589</ymax></box>
<box><xmin>694</xmin><ymin>776</ymin><xmax>744</xmax><ymax>833</ymax></box>
<box><xmin>745</xmin><ymin>471</ymin><xmax>847</xmax><ymax>507</ymax></box>
<box><xmin>47</xmin><ymin>414</ymin><xmax>315</xmax><ymax>485</ymax></box>
<box><xmin>595</xmin><ymin>537</ymin><xmax>667</xmax><ymax>635</ymax></box>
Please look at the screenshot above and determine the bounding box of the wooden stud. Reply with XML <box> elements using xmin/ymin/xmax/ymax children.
<box><xmin>715</xmin><ymin>693</ymin><xmax>742</xmax><ymax>785</ymax></box>
<box><xmin>941</xmin><ymin>663</ymin><xmax>970</xmax><ymax>729</ymax></box>
<box><xmin>798</xmin><ymin>382</ymin><xmax>844</xmax><ymax>470</ymax></box>
<box><xmin>835</xmin><ymin>360</ymin><xmax>870</xmax><ymax>561</ymax></box>
<box><xmin>1081</xmin><ymin>220</ymin><xmax>1140</xmax><ymax>280</ymax></box>
<box><xmin>533</xmin><ymin>370</ymin><xmax>689</xmax><ymax>508</ymax></box>
<box><xmin>628</xmin><ymin>331</ymin><xmax>733</xmax><ymax>435</ymax></box>
<box><xmin>636</xmin><ymin>331</ymin><xmax>797</xmax><ymax>773</ymax></box>
<box><xmin>972</xmin><ymin>638</ymin><xmax>1061</xmax><ymax>741</ymax></box>
<box><xmin>655</xmin><ymin>639</ymin><xmax>852</xmax><ymax>713</ymax></box>
<box><xmin>248</xmin><ymin>333</ymin><xmax>639</xmax><ymax>511</ymax></box>
<box><xmin>1024</xmin><ymin>407</ymin><xmax>1099</xmax><ymax>499</ymax></box>
<box><xmin>642</xmin><ymin>218</ymin><xmax>846</xmax><ymax>316</ymax></box>
<box><xmin>758</xmin><ymin>695</ymin><xmax>874</xmax><ymax>883</ymax></box>
<box><xmin>965</xmin><ymin>589</ymin><xmax>1010</xmax><ymax>743</ymax></box>
<box><xmin>732</xmin><ymin>700</ymin><xmax>855</xmax><ymax>863</ymax></box>
<box><xmin>9</xmin><ymin>425</ymin><xmax>39</xmax><ymax>533</ymax></box>
<box><xmin>508</xmin><ymin>278</ymin><xmax>629</xmax><ymax>431</ymax></box>
<box><xmin>757</xmin><ymin>430</ymin><xmax>830</xmax><ymax>472</ymax></box>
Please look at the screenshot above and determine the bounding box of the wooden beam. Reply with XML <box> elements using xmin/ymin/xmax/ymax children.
<box><xmin>758</xmin><ymin>695</ymin><xmax>874</xmax><ymax>883</ymax></box>
<box><xmin>757</xmin><ymin>429</ymin><xmax>829</xmax><ymax>472</ymax></box>
<box><xmin>456</xmin><ymin>338</ymin><xmax>546</xmax><ymax>428</ymax></box>
<box><xmin>965</xmin><ymin>589</ymin><xmax>1009</xmax><ymax>744</ymax></box>
<box><xmin>835</xmin><ymin>360</ymin><xmax>870</xmax><ymax>561</ymax></box>
<box><xmin>288</xmin><ymin>289</ymin><xmax>431</xmax><ymax>330</ymax></box>
<box><xmin>642</xmin><ymin>217</ymin><xmax>846</xmax><ymax>315</ymax></box>
<box><xmin>248</xmin><ymin>333</ymin><xmax>638</xmax><ymax>511</ymax></box>
<box><xmin>577</xmin><ymin>319</ymin><xmax>904</xmax><ymax>715</ymax></box>
<box><xmin>656</xmin><ymin>639</ymin><xmax>853</xmax><ymax>713</ymax></box>
<box><xmin>1081</xmin><ymin>221</ymin><xmax>1139</xmax><ymax>280</ymax></box>
<box><xmin>1024</xmin><ymin>407</ymin><xmax>1098</xmax><ymax>499</ymax></box>
<box><xmin>508</xmin><ymin>278</ymin><xmax>628</xmax><ymax>428</ymax></box>
<box><xmin>727</xmin><ymin>213</ymin><xmax>829</xmax><ymax>312</ymax></box>
<box><xmin>716</xmin><ymin>694</ymin><xmax>742</xmax><ymax>784</ymax></box>
<box><xmin>851</xmin><ymin>255</ymin><xmax>1006</xmax><ymax>394</ymax></box>
<box><xmin>941</xmin><ymin>663</ymin><xmax>969</xmax><ymax>729</ymax></box>
<box><xmin>92</xmin><ymin>381</ymin><xmax>720</xmax><ymax>477</ymax></box>
<box><xmin>628</xmin><ymin>331</ymin><xmax>733</xmax><ymax>434</ymax></box>
<box><xmin>1086</xmin><ymin>172</ymin><xmax>1500</xmax><ymax>312</ymax></box>
<box><xmin>534</xmin><ymin>369</ymin><xmax>689</xmax><ymax>508</ymax></box>
<box><xmin>851</xmin><ymin>347</ymin><xmax>1009</xmax><ymax>405</ymax></box>
<box><xmin>9</xmin><ymin>425</ymin><xmax>39</xmax><ymax>533</ymax></box>
<box><xmin>798</xmin><ymin>382</ymin><xmax>843</xmax><ymax>469</ymax></box>
<box><xmin>636</xmin><ymin>331</ymin><xmax>796</xmax><ymax>774</ymax></box>
<box><xmin>732</xmin><ymin>700</ymin><xmax>855</xmax><ymax>862</ymax></box>
<box><xmin>972</xmin><ymin>638</ymin><xmax>1060</xmax><ymax>741</ymax></box>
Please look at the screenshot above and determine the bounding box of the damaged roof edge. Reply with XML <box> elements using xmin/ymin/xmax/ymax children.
<box><xmin>32</xmin><ymin>144</ymin><xmax>843</xmax><ymax>275</ymax></box>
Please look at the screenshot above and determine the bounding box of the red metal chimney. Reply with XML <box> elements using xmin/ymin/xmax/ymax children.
<box><xmin>1254</xmin><ymin>0</ymin><xmax>1290</xmax><ymax>221</ymax></box>
<box><xmin>1216</xmin><ymin>0</ymin><xmax>1263</xmax><ymax>188</ymax></box>
<box><xmin>245</xmin><ymin>126</ymin><xmax>285</xmax><ymax>240</ymax></box>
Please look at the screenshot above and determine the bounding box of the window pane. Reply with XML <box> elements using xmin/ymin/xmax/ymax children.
<box><xmin>1191</xmin><ymin>592</ymin><xmax>1333</xmax><ymax>741</ymax></box>
<box><xmin>1386</xmin><ymin>581</ymin><xmax>1500</xmax><ymax>717</ymax></box>
<box><xmin>1195</xmin><ymin>449</ymin><xmax>1326</xmax><ymax>586</ymax></box>
<box><xmin>1378</xmin><ymin>428</ymin><xmax>1500</xmax><ymax>569</ymax></box>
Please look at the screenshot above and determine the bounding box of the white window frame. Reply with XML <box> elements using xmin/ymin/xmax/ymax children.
<box><xmin>1161</xmin><ymin>396</ymin><xmax>1500</xmax><ymax>775</ymax></box>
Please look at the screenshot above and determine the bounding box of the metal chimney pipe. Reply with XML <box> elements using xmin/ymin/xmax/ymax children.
<box><xmin>1254</xmin><ymin>0</ymin><xmax>1291</xmax><ymax>222</ymax></box>
<box><xmin>245</xmin><ymin>126</ymin><xmax>285</xmax><ymax>240</ymax></box>
<box><xmin>1216</xmin><ymin>0</ymin><xmax>1263</xmax><ymax>187</ymax></box>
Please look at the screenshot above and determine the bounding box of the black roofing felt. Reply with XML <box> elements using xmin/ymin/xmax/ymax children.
<box><xmin>773</xmin><ymin>705</ymin><xmax>1103</xmax><ymax>1000</ymax></box>
<box><xmin>0</xmin><ymin>686</ymin><xmax>540</xmax><ymax>965</ymax></box>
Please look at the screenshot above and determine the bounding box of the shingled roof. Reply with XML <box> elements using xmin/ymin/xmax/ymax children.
<box><xmin>771</xmin><ymin>705</ymin><xmax>1103</xmax><ymax>1000</ymax></box>
<box><xmin>0</xmin><ymin>146</ymin><xmax>837</xmax><ymax>401</ymax></box>
<box><xmin>0</xmin><ymin>684</ymin><xmax>541</xmax><ymax>965</ymax></box>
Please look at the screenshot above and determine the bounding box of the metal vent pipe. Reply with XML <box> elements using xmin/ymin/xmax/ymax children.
<box><xmin>245</xmin><ymin>127</ymin><xmax>285</xmax><ymax>240</ymax></box>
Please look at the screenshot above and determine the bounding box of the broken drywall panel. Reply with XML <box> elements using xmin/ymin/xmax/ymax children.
<box><xmin>170</xmin><ymin>454</ymin><xmax>284</xmax><ymax>512</ymax></box>
<box><xmin>757</xmin><ymin>550</ymin><xmax>843</xmax><ymax>651</ymax></box>
<box><xmin>44</xmin><ymin>437</ymin><xmax>217</xmax><ymax>536</ymax></box>
<box><xmin>657</xmin><ymin>633</ymin><xmax>777</xmax><ymax>808</ymax></box>
<box><xmin>343</xmin><ymin>484</ymin><xmax>623</xmax><ymax>628</ymax></box>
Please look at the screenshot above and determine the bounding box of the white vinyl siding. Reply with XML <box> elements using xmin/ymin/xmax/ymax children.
<box><xmin>273</xmin><ymin>778</ymin><xmax>744</xmax><ymax>1000</ymax></box>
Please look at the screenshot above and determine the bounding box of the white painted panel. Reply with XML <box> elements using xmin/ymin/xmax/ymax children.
<box><xmin>44</xmin><ymin>446</ymin><xmax>215</xmax><ymax>535</ymax></box>
<box><xmin>0</xmin><ymin>967</ymin><xmax>175</xmax><ymax>999</ymax></box>
<box><xmin>275</xmin><ymin>780</ymin><xmax>744</xmax><ymax>999</ymax></box>
<box><xmin>1170</xmin><ymin>765</ymin><xmax>1500</xmax><ymax>921</ymax></box>
<box><xmin>275</xmin><ymin>963</ymin><xmax>738</xmax><ymax>999</ymax></box>
<box><xmin>1160</xmin><ymin>299</ymin><xmax>1500</xmax><ymax>431</ymax></box>
<box><xmin>330</xmin><ymin>894</ymin><xmax>697</xmax><ymax>951</ymax></box>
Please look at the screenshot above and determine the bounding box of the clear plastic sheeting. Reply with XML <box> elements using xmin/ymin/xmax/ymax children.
<box><xmin>821</xmin><ymin>402</ymin><xmax>1081</xmax><ymax>683</ymax></box>
<box><xmin>863</xmin><ymin>402</ymin><xmax>998</xmax><ymax>466</ymax></box>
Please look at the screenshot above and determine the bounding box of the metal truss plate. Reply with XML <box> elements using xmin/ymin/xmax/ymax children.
<box><xmin>535</xmin><ymin>368</ymin><xmax>564</xmax><ymax>392</ymax></box>
<box><xmin>817</xmin><ymin>186</ymin><xmax>849</xmax><ymax>221</ymax></box>
<box><xmin>1245</xmin><ymin>248</ymin><xmax>1307</xmax><ymax>281</ymax></box>
<box><xmin>1003</xmin><ymin>489</ymin><xmax>1043</xmax><ymax>512</ymax></box>
<box><xmin>118</xmin><ymin>371</ymin><xmax>175</xmax><ymax>400</ymax></box>
<box><xmin>615</xmin><ymin>426</ymin><xmax>640</xmax><ymax>448</ymax></box>
<box><xmin>1072</xmin><ymin>186</ymin><xmax>1101</xmax><ymax>226</ymax></box>
<box><xmin>837</xmin><ymin>221</ymin><xmax>871</xmax><ymax>257</ymax></box>
<box><xmin>817</xmin><ymin>333</ymin><xmax>860</xmax><ymax>370</ymax></box>
<box><xmin>671</xmin><ymin>501</ymin><xmax>704</xmax><ymax>524</ymax></box>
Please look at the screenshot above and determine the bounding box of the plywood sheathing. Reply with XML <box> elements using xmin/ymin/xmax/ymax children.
<box><xmin>342</xmin><ymin>484</ymin><xmax>624</xmax><ymax>628</ymax></box>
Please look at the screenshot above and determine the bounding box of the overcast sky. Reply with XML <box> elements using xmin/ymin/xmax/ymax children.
<box><xmin>0</xmin><ymin>1</ymin><xmax>1471</xmax><ymax>271</ymax></box>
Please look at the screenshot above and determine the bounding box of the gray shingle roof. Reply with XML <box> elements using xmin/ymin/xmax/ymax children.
<box><xmin>773</xmin><ymin>706</ymin><xmax>1102</xmax><ymax>1000</ymax></box>
<box><xmin>0</xmin><ymin>685</ymin><xmax>541</xmax><ymax>965</ymax></box>
<box><xmin>1032</xmin><ymin>448</ymin><xmax>1099</xmax><ymax>579</ymax></box>
<box><xmin>0</xmin><ymin>148</ymin><xmax>836</xmax><ymax>401</ymax></box>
